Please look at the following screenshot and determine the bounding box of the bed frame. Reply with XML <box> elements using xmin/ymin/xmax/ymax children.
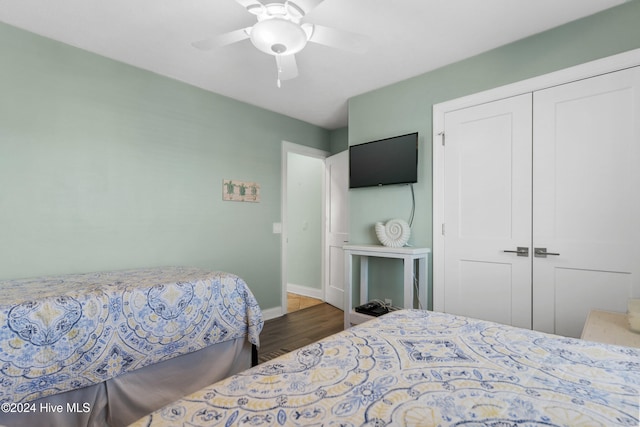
<box><xmin>0</xmin><ymin>267</ymin><xmax>263</xmax><ymax>427</ymax></box>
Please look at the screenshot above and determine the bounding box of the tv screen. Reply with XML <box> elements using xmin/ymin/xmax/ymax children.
<box><xmin>349</xmin><ymin>132</ymin><xmax>418</xmax><ymax>188</ymax></box>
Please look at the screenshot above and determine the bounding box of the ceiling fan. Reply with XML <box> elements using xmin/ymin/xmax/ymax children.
<box><xmin>192</xmin><ymin>0</ymin><xmax>369</xmax><ymax>87</ymax></box>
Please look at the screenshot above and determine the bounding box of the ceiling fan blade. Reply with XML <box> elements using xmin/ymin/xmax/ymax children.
<box><xmin>276</xmin><ymin>54</ymin><xmax>299</xmax><ymax>81</ymax></box>
<box><xmin>231</xmin><ymin>0</ymin><xmax>265</xmax><ymax>15</ymax></box>
<box><xmin>192</xmin><ymin>27</ymin><xmax>251</xmax><ymax>51</ymax></box>
<box><xmin>308</xmin><ymin>24</ymin><xmax>369</xmax><ymax>54</ymax></box>
<box><xmin>289</xmin><ymin>0</ymin><xmax>326</xmax><ymax>15</ymax></box>
<box><xmin>231</xmin><ymin>0</ymin><xmax>262</xmax><ymax>9</ymax></box>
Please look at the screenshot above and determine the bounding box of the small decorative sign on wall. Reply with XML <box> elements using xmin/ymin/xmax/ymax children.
<box><xmin>223</xmin><ymin>179</ymin><xmax>260</xmax><ymax>203</ymax></box>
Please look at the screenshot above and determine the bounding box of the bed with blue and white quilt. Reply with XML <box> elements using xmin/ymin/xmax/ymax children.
<box><xmin>0</xmin><ymin>267</ymin><xmax>263</xmax><ymax>427</ymax></box>
<box><xmin>131</xmin><ymin>309</ymin><xmax>639</xmax><ymax>427</ymax></box>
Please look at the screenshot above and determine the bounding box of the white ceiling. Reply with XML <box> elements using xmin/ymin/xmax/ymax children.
<box><xmin>0</xmin><ymin>0</ymin><xmax>627</xmax><ymax>129</ymax></box>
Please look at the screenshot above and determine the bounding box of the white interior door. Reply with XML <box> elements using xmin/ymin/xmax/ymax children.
<box><xmin>442</xmin><ymin>94</ymin><xmax>533</xmax><ymax>328</ymax></box>
<box><xmin>533</xmin><ymin>66</ymin><xmax>640</xmax><ymax>337</ymax></box>
<box><xmin>325</xmin><ymin>151</ymin><xmax>349</xmax><ymax>309</ymax></box>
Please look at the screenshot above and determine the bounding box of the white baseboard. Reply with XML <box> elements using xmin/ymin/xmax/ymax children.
<box><xmin>261</xmin><ymin>306</ymin><xmax>283</xmax><ymax>321</ymax></box>
<box><xmin>287</xmin><ymin>283</ymin><xmax>323</xmax><ymax>300</ymax></box>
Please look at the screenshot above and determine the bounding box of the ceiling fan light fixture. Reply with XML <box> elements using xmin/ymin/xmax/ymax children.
<box><xmin>250</xmin><ymin>18</ymin><xmax>308</xmax><ymax>56</ymax></box>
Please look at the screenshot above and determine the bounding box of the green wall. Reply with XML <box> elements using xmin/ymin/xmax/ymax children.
<box><xmin>0</xmin><ymin>22</ymin><xmax>330</xmax><ymax>310</ymax></box>
<box><xmin>348</xmin><ymin>1</ymin><xmax>640</xmax><ymax>307</ymax></box>
<box><xmin>286</xmin><ymin>152</ymin><xmax>323</xmax><ymax>290</ymax></box>
<box><xmin>328</xmin><ymin>127</ymin><xmax>348</xmax><ymax>155</ymax></box>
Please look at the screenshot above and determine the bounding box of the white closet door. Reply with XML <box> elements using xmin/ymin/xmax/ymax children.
<box><xmin>443</xmin><ymin>93</ymin><xmax>533</xmax><ymax>328</ymax></box>
<box><xmin>533</xmin><ymin>67</ymin><xmax>640</xmax><ymax>337</ymax></box>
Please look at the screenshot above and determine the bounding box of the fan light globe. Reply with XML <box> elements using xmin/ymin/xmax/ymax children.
<box><xmin>250</xmin><ymin>18</ymin><xmax>308</xmax><ymax>56</ymax></box>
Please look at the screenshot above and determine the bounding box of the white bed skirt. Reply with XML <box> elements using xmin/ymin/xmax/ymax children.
<box><xmin>0</xmin><ymin>338</ymin><xmax>252</xmax><ymax>427</ymax></box>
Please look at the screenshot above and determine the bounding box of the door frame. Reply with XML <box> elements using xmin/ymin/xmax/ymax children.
<box><xmin>281</xmin><ymin>141</ymin><xmax>329</xmax><ymax>316</ymax></box>
<box><xmin>432</xmin><ymin>48</ymin><xmax>640</xmax><ymax>311</ymax></box>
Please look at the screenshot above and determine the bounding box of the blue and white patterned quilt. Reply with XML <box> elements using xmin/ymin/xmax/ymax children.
<box><xmin>131</xmin><ymin>309</ymin><xmax>639</xmax><ymax>427</ymax></box>
<box><xmin>0</xmin><ymin>267</ymin><xmax>263</xmax><ymax>404</ymax></box>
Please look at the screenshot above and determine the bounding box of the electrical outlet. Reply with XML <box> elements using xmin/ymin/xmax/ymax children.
<box><xmin>384</xmin><ymin>298</ymin><xmax>392</xmax><ymax>306</ymax></box>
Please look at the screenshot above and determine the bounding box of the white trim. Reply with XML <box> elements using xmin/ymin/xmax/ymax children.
<box><xmin>261</xmin><ymin>306</ymin><xmax>283</xmax><ymax>321</ymax></box>
<box><xmin>287</xmin><ymin>283</ymin><xmax>324</xmax><ymax>300</ymax></box>
<box><xmin>432</xmin><ymin>128</ymin><xmax>446</xmax><ymax>312</ymax></box>
<box><xmin>281</xmin><ymin>141</ymin><xmax>330</xmax><ymax>317</ymax></box>
<box><xmin>432</xmin><ymin>47</ymin><xmax>640</xmax><ymax>312</ymax></box>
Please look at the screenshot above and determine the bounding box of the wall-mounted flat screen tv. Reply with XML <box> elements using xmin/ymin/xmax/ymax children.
<box><xmin>349</xmin><ymin>132</ymin><xmax>418</xmax><ymax>188</ymax></box>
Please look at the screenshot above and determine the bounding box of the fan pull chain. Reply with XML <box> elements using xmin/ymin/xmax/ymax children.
<box><xmin>276</xmin><ymin>54</ymin><xmax>283</xmax><ymax>88</ymax></box>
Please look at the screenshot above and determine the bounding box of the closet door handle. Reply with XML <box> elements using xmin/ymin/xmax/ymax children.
<box><xmin>503</xmin><ymin>247</ymin><xmax>529</xmax><ymax>257</ymax></box>
<box><xmin>534</xmin><ymin>247</ymin><xmax>560</xmax><ymax>258</ymax></box>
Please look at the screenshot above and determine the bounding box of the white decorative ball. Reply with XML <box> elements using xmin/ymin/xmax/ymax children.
<box><xmin>375</xmin><ymin>219</ymin><xmax>411</xmax><ymax>248</ymax></box>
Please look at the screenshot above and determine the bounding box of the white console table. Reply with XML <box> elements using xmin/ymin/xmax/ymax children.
<box><xmin>344</xmin><ymin>244</ymin><xmax>431</xmax><ymax>328</ymax></box>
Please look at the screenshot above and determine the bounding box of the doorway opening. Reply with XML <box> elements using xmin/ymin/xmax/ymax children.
<box><xmin>287</xmin><ymin>293</ymin><xmax>323</xmax><ymax>313</ymax></box>
<box><xmin>281</xmin><ymin>142</ymin><xmax>328</xmax><ymax>315</ymax></box>
<box><xmin>281</xmin><ymin>141</ymin><xmax>349</xmax><ymax>316</ymax></box>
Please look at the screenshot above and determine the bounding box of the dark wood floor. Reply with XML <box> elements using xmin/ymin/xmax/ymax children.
<box><xmin>258</xmin><ymin>303</ymin><xmax>344</xmax><ymax>363</ymax></box>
